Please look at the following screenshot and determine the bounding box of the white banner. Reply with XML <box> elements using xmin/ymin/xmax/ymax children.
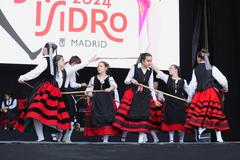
<box><xmin>0</xmin><ymin>0</ymin><xmax>179</xmax><ymax>69</ymax></box>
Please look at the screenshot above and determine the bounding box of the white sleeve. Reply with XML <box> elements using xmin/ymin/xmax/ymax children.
<box><xmin>19</xmin><ymin>58</ymin><xmax>48</xmax><ymax>81</ymax></box>
<box><xmin>85</xmin><ymin>77</ymin><xmax>94</xmax><ymax>93</ymax></box>
<box><xmin>212</xmin><ymin>66</ymin><xmax>228</xmax><ymax>92</ymax></box>
<box><xmin>184</xmin><ymin>80</ymin><xmax>190</xmax><ymax>96</ymax></box>
<box><xmin>69</xmin><ymin>80</ymin><xmax>82</xmax><ymax>89</ymax></box>
<box><xmin>156</xmin><ymin>70</ymin><xmax>169</xmax><ymax>84</ymax></box>
<box><xmin>187</xmin><ymin>70</ymin><xmax>198</xmax><ymax>102</ymax></box>
<box><xmin>109</xmin><ymin>77</ymin><xmax>118</xmax><ymax>90</ymax></box>
<box><xmin>114</xmin><ymin>89</ymin><xmax>120</xmax><ymax>108</ymax></box>
<box><xmin>69</xmin><ymin>73</ymin><xmax>81</xmax><ymax>89</ymax></box>
<box><xmin>8</xmin><ymin>99</ymin><xmax>17</xmax><ymax>110</ymax></box>
<box><xmin>149</xmin><ymin>71</ymin><xmax>157</xmax><ymax>101</ymax></box>
<box><xmin>70</xmin><ymin>61</ymin><xmax>90</xmax><ymax>72</ymax></box>
<box><xmin>124</xmin><ymin>65</ymin><xmax>135</xmax><ymax>85</ymax></box>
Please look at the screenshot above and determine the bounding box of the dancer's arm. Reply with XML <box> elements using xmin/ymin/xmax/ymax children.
<box><xmin>212</xmin><ymin>66</ymin><xmax>228</xmax><ymax>93</ymax></box>
<box><xmin>18</xmin><ymin>58</ymin><xmax>47</xmax><ymax>82</ymax></box>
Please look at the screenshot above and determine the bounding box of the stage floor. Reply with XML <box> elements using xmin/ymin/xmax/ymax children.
<box><xmin>1</xmin><ymin>130</ymin><xmax>239</xmax><ymax>160</ymax></box>
<box><xmin>0</xmin><ymin>141</ymin><xmax>239</xmax><ymax>160</ymax></box>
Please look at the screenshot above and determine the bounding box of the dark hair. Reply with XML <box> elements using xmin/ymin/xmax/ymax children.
<box><xmin>69</xmin><ymin>56</ymin><xmax>81</xmax><ymax>64</ymax></box>
<box><xmin>4</xmin><ymin>92</ymin><xmax>12</xmax><ymax>98</ymax></box>
<box><xmin>44</xmin><ymin>42</ymin><xmax>58</xmax><ymax>54</ymax></box>
<box><xmin>197</xmin><ymin>48</ymin><xmax>209</xmax><ymax>61</ymax></box>
<box><xmin>53</xmin><ymin>55</ymin><xmax>63</xmax><ymax>77</ymax></box>
<box><xmin>98</xmin><ymin>61</ymin><xmax>111</xmax><ymax>75</ymax></box>
<box><xmin>170</xmin><ymin>64</ymin><xmax>182</xmax><ymax>77</ymax></box>
<box><xmin>137</xmin><ymin>53</ymin><xmax>152</xmax><ymax>64</ymax></box>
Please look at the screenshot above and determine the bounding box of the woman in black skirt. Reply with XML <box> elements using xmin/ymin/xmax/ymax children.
<box><xmin>84</xmin><ymin>61</ymin><xmax>119</xmax><ymax>143</ymax></box>
<box><xmin>152</xmin><ymin>64</ymin><xmax>189</xmax><ymax>143</ymax></box>
<box><xmin>113</xmin><ymin>53</ymin><xmax>161</xmax><ymax>143</ymax></box>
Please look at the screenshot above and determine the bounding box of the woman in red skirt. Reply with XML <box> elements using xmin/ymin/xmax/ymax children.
<box><xmin>113</xmin><ymin>53</ymin><xmax>161</xmax><ymax>143</ymax></box>
<box><xmin>84</xmin><ymin>61</ymin><xmax>119</xmax><ymax>143</ymax></box>
<box><xmin>15</xmin><ymin>43</ymin><xmax>71</xmax><ymax>141</ymax></box>
<box><xmin>185</xmin><ymin>49</ymin><xmax>229</xmax><ymax>142</ymax></box>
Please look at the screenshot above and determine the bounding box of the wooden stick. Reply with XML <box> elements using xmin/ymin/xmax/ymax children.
<box><xmin>23</xmin><ymin>82</ymin><xmax>34</xmax><ymax>89</ymax></box>
<box><xmin>61</xmin><ymin>90</ymin><xmax>107</xmax><ymax>95</ymax></box>
<box><xmin>140</xmin><ymin>84</ymin><xmax>188</xmax><ymax>102</ymax></box>
<box><xmin>99</xmin><ymin>57</ymin><xmax>138</xmax><ymax>60</ymax></box>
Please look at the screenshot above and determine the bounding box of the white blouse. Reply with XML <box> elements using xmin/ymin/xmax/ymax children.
<box><xmin>85</xmin><ymin>76</ymin><xmax>119</xmax><ymax>107</ymax></box>
<box><xmin>86</xmin><ymin>76</ymin><xmax>118</xmax><ymax>91</ymax></box>
<box><xmin>18</xmin><ymin>56</ymin><xmax>48</xmax><ymax>82</ymax></box>
<box><xmin>18</xmin><ymin>56</ymin><xmax>91</xmax><ymax>88</ymax></box>
<box><xmin>187</xmin><ymin>65</ymin><xmax>228</xmax><ymax>101</ymax></box>
<box><xmin>156</xmin><ymin>70</ymin><xmax>190</xmax><ymax>95</ymax></box>
<box><xmin>124</xmin><ymin>64</ymin><xmax>156</xmax><ymax>101</ymax></box>
<box><xmin>1</xmin><ymin>98</ymin><xmax>17</xmax><ymax>110</ymax></box>
<box><xmin>64</xmin><ymin>61</ymin><xmax>91</xmax><ymax>89</ymax></box>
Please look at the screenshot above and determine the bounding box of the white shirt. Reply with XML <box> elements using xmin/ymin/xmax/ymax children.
<box><xmin>18</xmin><ymin>55</ymin><xmax>63</xmax><ymax>87</ymax></box>
<box><xmin>1</xmin><ymin>98</ymin><xmax>17</xmax><ymax>110</ymax></box>
<box><xmin>18</xmin><ymin>56</ymin><xmax>48</xmax><ymax>82</ymax></box>
<box><xmin>188</xmin><ymin>65</ymin><xmax>228</xmax><ymax>101</ymax></box>
<box><xmin>124</xmin><ymin>64</ymin><xmax>157</xmax><ymax>101</ymax></box>
<box><xmin>86</xmin><ymin>76</ymin><xmax>118</xmax><ymax>91</ymax></box>
<box><xmin>85</xmin><ymin>76</ymin><xmax>119</xmax><ymax>107</ymax></box>
<box><xmin>64</xmin><ymin>62</ymin><xmax>90</xmax><ymax>89</ymax></box>
<box><xmin>18</xmin><ymin>56</ymin><xmax>88</xmax><ymax>88</ymax></box>
<box><xmin>156</xmin><ymin>70</ymin><xmax>189</xmax><ymax>95</ymax></box>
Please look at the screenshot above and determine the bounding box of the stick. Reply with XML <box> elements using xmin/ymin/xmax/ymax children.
<box><xmin>23</xmin><ymin>82</ymin><xmax>34</xmax><ymax>89</ymax></box>
<box><xmin>140</xmin><ymin>84</ymin><xmax>188</xmax><ymax>102</ymax></box>
<box><xmin>99</xmin><ymin>57</ymin><xmax>138</xmax><ymax>60</ymax></box>
<box><xmin>61</xmin><ymin>90</ymin><xmax>107</xmax><ymax>95</ymax></box>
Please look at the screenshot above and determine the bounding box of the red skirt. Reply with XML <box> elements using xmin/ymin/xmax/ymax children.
<box><xmin>113</xmin><ymin>88</ymin><xmax>162</xmax><ymax>133</ymax></box>
<box><xmin>15</xmin><ymin>82</ymin><xmax>71</xmax><ymax>132</ymax></box>
<box><xmin>185</xmin><ymin>87</ymin><xmax>229</xmax><ymax>131</ymax></box>
<box><xmin>161</xmin><ymin>123</ymin><xmax>186</xmax><ymax>132</ymax></box>
<box><xmin>83</xmin><ymin>98</ymin><xmax>120</xmax><ymax>136</ymax></box>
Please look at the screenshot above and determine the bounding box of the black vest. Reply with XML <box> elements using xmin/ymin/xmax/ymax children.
<box><xmin>167</xmin><ymin>76</ymin><xmax>186</xmax><ymax>98</ymax></box>
<box><xmin>93</xmin><ymin>76</ymin><xmax>111</xmax><ymax>90</ymax></box>
<box><xmin>133</xmin><ymin>64</ymin><xmax>152</xmax><ymax>85</ymax></box>
<box><xmin>38</xmin><ymin>57</ymin><xmax>53</xmax><ymax>80</ymax></box>
<box><xmin>195</xmin><ymin>63</ymin><xmax>214</xmax><ymax>91</ymax></box>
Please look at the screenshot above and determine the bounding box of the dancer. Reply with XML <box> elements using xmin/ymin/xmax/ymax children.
<box><xmin>152</xmin><ymin>64</ymin><xmax>189</xmax><ymax>143</ymax></box>
<box><xmin>113</xmin><ymin>53</ymin><xmax>161</xmax><ymax>143</ymax></box>
<box><xmin>0</xmin><ymin>93</ymin><xmax>17</xmax><ymax>130</ymax></box>
<box><xmin>185</xmin><ymin>49</ymin><xmax>229</xmax><ymax>142</ymax></box>
<box><xmin>15</xmin><ymin>42</ymin><xmax>71</xmax><ymax>141</ymax></box>
<box><xmin>59</xmin><ymin>55</ymin><xmax>99</xmax><ymax>143</ymax></box>
<box><xmin>84</xmin><ymin>61</ymin><xmax>119</xmax><ymax>143</ymax></box>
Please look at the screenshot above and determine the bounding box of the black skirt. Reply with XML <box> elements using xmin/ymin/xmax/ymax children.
<box><xmin>91</xmin><ymin>92</ymin><xmax>116</xmax><ymax>127</ymax></box>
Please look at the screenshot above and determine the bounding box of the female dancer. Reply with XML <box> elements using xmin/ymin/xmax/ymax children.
<box><xmin>185</xmin><ymin>49</ymin><xmax>229</xmax><ymax>142</ymax></box>
<box><xmin>152</xmin><ymin>64</ymin><xmax>189</xmax><ymax>143</ymax></box>
<box><xmin>113</xmin><ymin>53</ymin><xmax>161</xmax><ymax>143</ymax></box>
<box><xmin>84</xmin><ymin>61</ymin><xmax>119</xmax><ymax>143</ymax></box>
<box><xmin>15</xmin><ymin>43</ymin><xmax>71</xmax><ymax>141</ymax></box>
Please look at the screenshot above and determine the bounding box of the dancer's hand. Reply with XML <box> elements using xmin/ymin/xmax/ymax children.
<box><xmin>85</xmin><ymin>91</ymin><xmax>93</xmax><ymax>97</ymax></box>
<box><xmin>105</xmin><ymin>88</ymin><xmax>112</xmax><ymax>92</ymax></box>
<box><xmin>131</xmin><ymin>79</ymin><xmax>139</xmax><ymax>85</ymax></box>
<box><xmin>18</xmin><ymin>79</ymin><xmax>24</xmax><ymax>84</ymax></box>
<box><xmin>89</xmin><ymin>55</ymin><xmax>100</xmax><ymax>62</ymax></box>
<box><xmin>155</xmin><ymin>100</ymin><xmax>162</xmax><ymax>107</ymax></box>
<box><xmin>81</xmin><ymin>83</ymin><xmax>88</xmax><ymax>87</ymax></box>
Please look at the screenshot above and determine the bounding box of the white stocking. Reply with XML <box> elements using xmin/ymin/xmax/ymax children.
<box><xmin>33</xmin><ymin>119</ymin><xmax>44</xmax><ymax>141</ymax></box>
